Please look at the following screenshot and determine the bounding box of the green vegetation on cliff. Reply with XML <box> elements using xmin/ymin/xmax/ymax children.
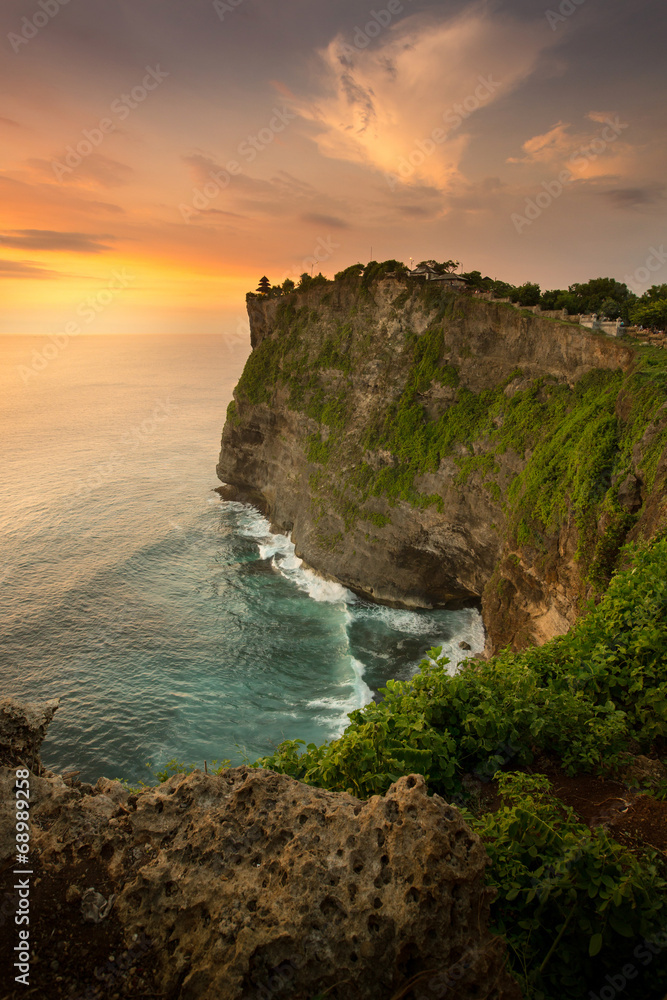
<box><xmin>255</xmin><ymin>261</ymin><xmax>667</xmax><ymax>332</ymax></box>
<box><xmin>235</xmin><ymin>265</ymin><xmax>667</xmax><ymax>594</ymax></box>
<box><xmin>222</xmin><ymin>264</ymin><xmax>667</xmax><ymax>997</ymax></box>
<box><xmin>257</xmin><ymin>535</ymin><xmax>667</xmax><ymax>796</ymax></box>
<box><xmin>256</xmin><ymin>535</ymin><xmax>667</xmax><ymax>998</ymax></box>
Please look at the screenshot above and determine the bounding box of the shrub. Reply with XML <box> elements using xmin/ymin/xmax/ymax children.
<box><xmin>257</xmin><ymin>536</ymin><xmax>667</xmax><ymax>791</ymax></box>
<box><xmin>471</xmin><ymin>773</ymin><xmax>667</xmax><ymax>999</ymax></box>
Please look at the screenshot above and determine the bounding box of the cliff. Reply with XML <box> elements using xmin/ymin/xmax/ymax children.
<box><xmin>217</xmin><ymin>268</ymin><xmax>667</xmax><ymax>652</ymax></box>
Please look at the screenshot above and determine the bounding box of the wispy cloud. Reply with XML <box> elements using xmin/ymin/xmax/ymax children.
<box><xmin>507</xmin><ymin>121</ymin><xmax>573</xmax><ymax>164</ymax></box>
<box><xmin>288</xmin><ymin>6</ymin><xmax>547</xmax><ymax>193</ymax></box>
<box><xmin>604</xmin><ymin>185</ymin><xmax>665</xmax><ymax>209</ymax></box>
<box><xmin>507</xmin><ymin>112</ymin><xmax>635</xmax><ymax>183</ymax></box>
<box><xmin>300</xmin><ymin>212</ymin><xmax>350</xmax><ymax>229</ymax></box>
<box><xmin>27</xmin><ymin>154</ymin><xmax>133</xmax><ymax>189</ymax></box>
<box><xmin>0</xmin><ymin>230</ymin><xmax>117</xmax><ymax>253</ymax></box>
<box><xmin>0</xmin><ymin>259</ymin><xmax>61</xmax><ymax>278</ymax></box>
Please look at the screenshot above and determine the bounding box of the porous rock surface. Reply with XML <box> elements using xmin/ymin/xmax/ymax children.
<box><xmin>0</xmin><ymin>695</ymin><xmax>60</xmax><ymax>771</ymax></box>
<box><xmin>0</xmin><ymin>699</ymin><xmax>519</xmax><ymax>1000</ymax></box>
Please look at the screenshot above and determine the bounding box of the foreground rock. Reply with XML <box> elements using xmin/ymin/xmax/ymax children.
<box><xmin>0</xmin><ymin>699</ymin><xmax>519</xmax><ymax>1000</ymax></box>
<box><xmin>0</xmin><ymin>695</ymin><xmax>59</xmax><ymax>772</ymax></box>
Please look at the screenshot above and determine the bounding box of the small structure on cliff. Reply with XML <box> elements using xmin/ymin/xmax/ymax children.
<box><xmin>408</xmin><ymin>261</ymin><xmax>468</xmax><ymax>289</ymax></box>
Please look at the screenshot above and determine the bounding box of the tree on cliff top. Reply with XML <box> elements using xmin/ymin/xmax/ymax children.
<box><xmin>256</xmin><ymin>276</ymin><xmax>271</xmax><ymax>295</ymax></box>
<box><xmin>417</xmin><ymin>259</ymin><xmax>459</xmax><ymax>273</ymax></box>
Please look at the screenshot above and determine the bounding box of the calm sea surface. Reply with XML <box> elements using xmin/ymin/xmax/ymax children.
<box><xmin>0</xmin><ymin>335</ymin><xmax>484</xmax><ymax>784</ymax></box>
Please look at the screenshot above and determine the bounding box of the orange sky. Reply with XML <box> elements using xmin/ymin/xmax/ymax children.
<box><xmin>1</xmin><ymin>0</ymin><xmax>666</xmax><ymax>336</ymax></box>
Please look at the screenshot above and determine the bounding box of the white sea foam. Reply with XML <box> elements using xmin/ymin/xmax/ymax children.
<box><xmin>355</xmin><ymin>604</ymin><xmax>447</xmax><ymax>636</ymax></box>
<box><xmin>306</xmin><ymin>655</ymin><xmax>375</xmax><ymax>737</ymax></box>
<box><xmin>350</xmin><ymin>601</ymin><xmax>486</xmax><ymax>675</ymax></box>
<box><xmin>233</xmin><ymin>503</ymin><xmax>354</xmax><ymax>605</ymax></box>
<box><xmin>425</xmin><ymin>607</ymin><xmax>487</xmax><ymax>675</ymax></box>
<box><xmin>228</xmin><ymin>499</ymin><xmax>485</xmax><ymax>735</ymax></box>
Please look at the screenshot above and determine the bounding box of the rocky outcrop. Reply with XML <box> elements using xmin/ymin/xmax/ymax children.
<box><xmin>0</xmin><ymin>701</ymin><xmax>519</xmax><ymax>1000</ymax></box>
<box><xmin>0</xmin><ymin>696</ymin><xmax>60</xmax><ymax>772</ymax></box>
<box><xmin>218</xmin><ymin>275</ymin><xmax>666</xmax><ymax>652</ymax></box>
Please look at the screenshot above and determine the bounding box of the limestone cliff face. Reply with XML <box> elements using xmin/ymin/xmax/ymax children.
<box><xmin>217</xmin><ymin>272</ymin><xmax>666</xmax><ymax>653</ymax></box>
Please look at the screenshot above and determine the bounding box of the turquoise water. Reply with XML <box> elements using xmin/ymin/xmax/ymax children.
<box><xmin>0</xmin><ymin>334</ymin><xmax>484</xmax><ymax>784</ymax></box>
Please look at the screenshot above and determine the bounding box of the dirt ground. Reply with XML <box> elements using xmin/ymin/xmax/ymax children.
<box><xmin>538</xmin><ymin>761</ymin><xmax>667</xmax><ymax>855</ymax></box>
<box><xmin>0</xmin><ymin>847</ymin><xmax>160</xmax><ymax>1000</ymax></box>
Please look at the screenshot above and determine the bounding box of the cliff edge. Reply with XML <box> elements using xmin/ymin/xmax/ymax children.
<box><xmin>218</xmin><ymin>268</ymin><xmax>667</xmax><ymax>652</ymax></box>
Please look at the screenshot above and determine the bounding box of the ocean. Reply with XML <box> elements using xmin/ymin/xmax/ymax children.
<box><xmin>0</xmin><ymin>334</ymin><xmax>484</xmax><ymax>785</ymax></box>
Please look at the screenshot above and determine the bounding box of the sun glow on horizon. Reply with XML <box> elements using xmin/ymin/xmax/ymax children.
<box><xmin>0</xmin><ymin>0</ymin><xmax>664</xmax><ymax>336</ymax></box>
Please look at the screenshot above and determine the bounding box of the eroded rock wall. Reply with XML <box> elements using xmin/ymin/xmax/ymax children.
<box><xmin>218</xmin><ymin>277</ymin><xmax>665</xmax><ymax>652</ymax></box>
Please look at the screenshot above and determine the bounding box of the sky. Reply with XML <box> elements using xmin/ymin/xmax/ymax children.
<box><xmin>1</xmin><ymin>0</ymin><xmax>666</xmax><ymax>336</ymax></box>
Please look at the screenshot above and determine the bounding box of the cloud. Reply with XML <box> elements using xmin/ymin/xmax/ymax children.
<box><xmin>587</xmin><ymin>111</ymin><xmax>619</xmax><ymax>125</ymax></box>
<box><xmin>0</xmin><ymin>230</ymin><xmax>117</xmax><ymax>253</ymax></box>
<box><xmin>0</xmin><ymin>116</ymin><xmax>21</xmax><ymax>128</ymax></box>
<box><xmin>507</xmin><ymin>121</ymin><xmax>573</xmax><ymax>164</ymax></box>
<box><xmin>604</xmin><ymin>185</ymin><xmax>665</xmax><ymax>209</ymax></box>
<box><xmin>27</xmin><ymin>154</ymin><xmax>133</xmax><ymax>189</ymax></box>
<box><xmin>288</xmin><ymin>6</ymin><xmax>547</xmax><ymax>193</ymax></box>
<box><xmin>397</xmin><ymin>204</ymin><xmax>433</xmax><ymax>218</ymax></box>
<box><xmin>0</xmin><ymin>260</ymin><xmax>61</xmax><ymax>278</ymax></box>
<box><xmin>199</xmin><ymin>208</ymin><xmax>245</xmax><ymax>218</ymax></box>
<box><xmin>182</xmin><ymin>152</ymin><xmax>224</xmax><ymax>184</ymax></box>
<box><xmin>300</xmin><ymin>212</ymin><xmax>350</xmax><ymax>229</ymax></box>
<box><xmin>507</xmin><ymin>113</ymin><xmax>636</xmax><ymax>186</ymax></box>
<box><xmin>87</xmin><ymin>200</ymin><xmax>126</xmax><ymax>215</ymax></box>
<box><xmin>181</xmin><ymin>153</ymin><xmax>343</xmax><ymax>224</ymax></box>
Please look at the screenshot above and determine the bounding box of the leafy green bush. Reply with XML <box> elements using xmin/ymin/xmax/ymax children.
<box><xmin>257</xmin><ymin>536</ymin><xmax>667</xmax><ymax>793</ymax></box>
<box><xmin>360</xmin><ymin>259</ymin><xmax>408</xmax><ymax>287</ymax></box>
<box><xmin>471</xmin><ymin>773</ymin><xmax>667</xmax><ymax>999</ymax></box>
<box><xmin>255</xmin><ymin>540</ymin><xmax>667</xmax><ymax>999</ymax></box>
